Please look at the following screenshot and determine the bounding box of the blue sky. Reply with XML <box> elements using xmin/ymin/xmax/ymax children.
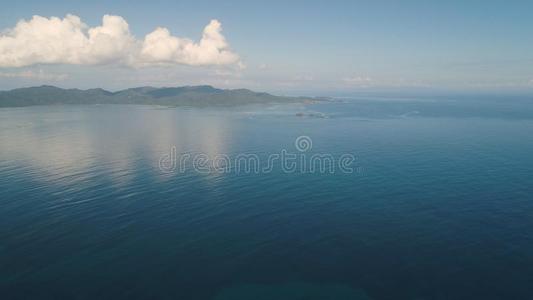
<box><xmin>1</xmin><ymin>0</ymin><xmax>533</xmax><ymax>95</ymax></box>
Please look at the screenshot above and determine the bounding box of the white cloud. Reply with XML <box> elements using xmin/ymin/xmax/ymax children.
<box><xmin>0</xmin><ymin>69</ymin><xmax>68</xmax><ymax>80</ymax></box>
<box><xmin>139</xmin><ymin>20</ymin><xmax>239</xmax><ymax>66</ymax></box>
<box><xmin>0</xmin><ymin>15</ymin><xmax>241</xmax><ymax>68</ymax></box>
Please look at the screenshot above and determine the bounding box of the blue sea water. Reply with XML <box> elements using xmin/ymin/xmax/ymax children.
<box><xmin>1</xmin><ymin>95</ymin><xmax>533</xmax><ymax>299</ymax></box>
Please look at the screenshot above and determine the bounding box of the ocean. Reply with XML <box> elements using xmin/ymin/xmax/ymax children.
<box><xmin>1</xmin><ymin>95</ymin><xmax>533</xmax><ymax>299</ymax></box>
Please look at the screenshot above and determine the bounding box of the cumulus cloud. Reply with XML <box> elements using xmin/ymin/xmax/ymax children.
<box><xmin>0</xmin><ymin>14</ymin><xmax>241</xmax><ymax>68</ymax></box>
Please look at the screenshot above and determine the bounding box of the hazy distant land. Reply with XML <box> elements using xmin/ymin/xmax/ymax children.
<box><xmin>0</xmin><ymin>85</ymin><xmax>319</xmax><ymax>107</ymax></box>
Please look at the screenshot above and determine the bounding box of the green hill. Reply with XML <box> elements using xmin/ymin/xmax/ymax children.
<box><xmin>0</xmin><ymin>85</ymin><xmax>314</xmax><ymax>107</ymax></box>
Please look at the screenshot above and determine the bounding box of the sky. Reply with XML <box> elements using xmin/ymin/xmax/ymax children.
<box><xmin>0</xmin><ymin>0</ymin><xmax>533</xmax><ymax>95</ymax></box>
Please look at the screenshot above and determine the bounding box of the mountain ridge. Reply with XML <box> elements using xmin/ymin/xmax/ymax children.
<box><xmin>0</xmin><ymin>85</ymin><xmax>315</xmax><ymax>107</ymax></box>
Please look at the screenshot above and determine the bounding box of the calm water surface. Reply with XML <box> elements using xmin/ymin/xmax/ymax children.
<box><xmin>1</xmin><ymin>96</ymin><xmax>533</xmax><ymax>299</ymax></box>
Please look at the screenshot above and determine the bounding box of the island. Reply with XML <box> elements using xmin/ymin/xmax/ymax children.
<box><xmin>0</xmin><ymin>85</ymin><xmax>317</xmax><ymax>107</ymax></box>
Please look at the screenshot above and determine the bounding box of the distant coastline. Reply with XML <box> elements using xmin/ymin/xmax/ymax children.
<box><xmin>0</xmin><ymin>85</ymin><xmax>320</xmax><ymax>108</ymax></box>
